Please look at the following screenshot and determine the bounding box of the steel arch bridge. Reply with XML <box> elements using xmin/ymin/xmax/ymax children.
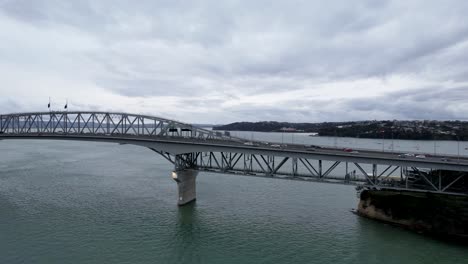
<box><xmin>1</xmin><ymin>111</ymin><xmax>468</xmax><ymax>205</ymax></box>
<box><xmin>0</xmin><ymin>111</ymin><xmax>239</xmax><ymax>140</ymax></box>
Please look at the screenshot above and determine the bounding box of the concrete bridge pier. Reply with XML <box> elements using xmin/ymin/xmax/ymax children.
<box><xmin>172</xmin><ymin>169</ymin><xmax>198</xmax><ymax>206</ymax></box>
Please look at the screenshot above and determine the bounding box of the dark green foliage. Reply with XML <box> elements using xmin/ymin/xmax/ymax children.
<box><xmin>362</xmin><ymin>190</ymin><xmax>468</xmax><ymax>236</ymax></box>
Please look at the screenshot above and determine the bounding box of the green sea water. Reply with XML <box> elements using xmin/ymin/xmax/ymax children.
<box><xmin>1</xmin><ymin>137</ymin><xmax>467</xmax><ymax>264</ymax></box>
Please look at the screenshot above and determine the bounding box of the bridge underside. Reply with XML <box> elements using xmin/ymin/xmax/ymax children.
<box><xmin>152</xmin><ymin>150</ymin><xmax>468</xmax><ymax>204</ymax></box>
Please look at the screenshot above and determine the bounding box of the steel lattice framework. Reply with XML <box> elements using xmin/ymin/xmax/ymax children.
<box><xmin>0</xmin><ymin>111</ymin><xmax>240</xmax><ymax>140</ymax></box>
<box><xmin>1</xmin><ymin>111</ymin><xmax>467</xmax><ymax>196</ymax></box>
<box><xmin>150</xmin><ymin>150</ymin><xmax>468</xmax><ymax>195</ymax></box>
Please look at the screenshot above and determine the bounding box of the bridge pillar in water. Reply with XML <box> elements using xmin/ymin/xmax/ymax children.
<box><xmin>171</xmin><ymin>169</ymin><xmax>198</xmax><ymax>206</ymax></box>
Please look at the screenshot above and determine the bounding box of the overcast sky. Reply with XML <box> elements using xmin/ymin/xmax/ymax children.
<box><xmin>1</xmin><ymin>0</ymin><xmax>468</xmax><ymax>123</ymax></box>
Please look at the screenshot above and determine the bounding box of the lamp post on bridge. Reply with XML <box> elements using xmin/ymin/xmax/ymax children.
<box><xmin>381</xmin><ymin>129</ymin><xmax>385</xmax><ymax>152</ymax></box>
<box><xmin>334</xmin><ymin>128</ymin><xmax>337</xmax><ymax>149</ymax></box>
<box><xmin>281</xmin><ymin>129</ymin><xmax>284</xmax><ymax>144</ymax></box>
<box><xmin>251</xmin><ymin>132</ymin><xmax>254</xmax><ymax>141</ymax></box>
<box><xmin>391</xmin><ymin>129</ymin><xmax>394</xmax><ymax>153</ymax></box>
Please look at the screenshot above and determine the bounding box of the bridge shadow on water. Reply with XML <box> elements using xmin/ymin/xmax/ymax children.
<box><xmin>176</xmin><ymin>201</ymin><xmax>199</xmax><ymax>226</ymax></box>
<box><xmin>169</xmin><ymin>202</ymin><xmax>205</xmax><ymax>263</ymax></box>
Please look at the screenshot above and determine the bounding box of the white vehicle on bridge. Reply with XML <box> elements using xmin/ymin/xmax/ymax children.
<box><xmin>398</xmin><ymin>153</ymin><xmax>415</xmax><ymax>158</ymax></box>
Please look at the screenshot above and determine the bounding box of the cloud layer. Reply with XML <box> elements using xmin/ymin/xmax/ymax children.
<box><xmin>1</xmin><ymin>0</ymin><xmax>468</xmax><ymax>123</ymax></box>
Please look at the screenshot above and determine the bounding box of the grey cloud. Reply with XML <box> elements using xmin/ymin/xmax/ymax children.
<box><xmin>5</xmin><ymin>0</ymin><xmax>468</xmax><ymax>80</ymax></box>
<box><xmin>0</xmin><ymin>98</ymin><xmax>21</xmax><ymax>114</ymax></box>
<box><xmin>0</xmin><ymin>0</ymin><xmax>48</xmax><ymax>22</ymax></box>
<box><xmin>179</xmin><ymin>98</ymin><xmax>225</xmax><ymax>108</ymax></box>
<box><xmin>96</xmin><ymin>78</ymin><xmax>204</xmax><ymax>97</ymax></box>
<box><xmin>344</xmin><ymin>86</ymin><xmax>468</xmax><ymax>121</ymax></box>
<box><xmin>1</xmin><ymin>0</ymin><xmax>468</xmax><ymax>122</ymax></box>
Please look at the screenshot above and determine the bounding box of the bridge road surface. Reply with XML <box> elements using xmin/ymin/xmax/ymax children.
<box><xmin>2</xmin><ymin>133</ymin><xmax>468</xmax><ymax>171</ymax></box>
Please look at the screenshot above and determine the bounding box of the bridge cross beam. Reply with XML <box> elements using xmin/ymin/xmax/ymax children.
<box><xmin>174</xmin><ymin>153</ymin><xmax>199</xmax><ymax>171</ymax></box>
<box><xmin>292</xmin><ymin>158</ymin><xmax>298</xmax><ymax>176</ymax></box>
<box><xmin>244</xmin><ymin>154</ymin><xmax>253</xmax><ymax>173</ymax></box>
<box><xmin>267</xmin><ymin>155</ymin><xmax>275</xmax><ymax>176</ymax></box>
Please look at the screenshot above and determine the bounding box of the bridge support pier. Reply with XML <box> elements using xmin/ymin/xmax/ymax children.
<box><xmin>171</xmin><ymin>169</ymin><xmax>198</xmax><ymax>206</ymax></box>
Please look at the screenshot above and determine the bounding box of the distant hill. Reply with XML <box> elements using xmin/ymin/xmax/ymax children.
<box><xmin>213</xmin><ymin>120</ymin><xmax>468</xmax><ymax>140</ymax></box>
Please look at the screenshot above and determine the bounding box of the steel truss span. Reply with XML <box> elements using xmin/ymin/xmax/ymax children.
<box><xmin>151</xmin><ymin>150</ymin><xmax>468</xmax><ymax>196</ymax></box>
<box><xmin>0</xmin><ymin>111</ymin><xmax>240</xmax><ymax>141</ymax></box>
<box><xmin>1</xmin><ymin>111</ymin><xmax>467</xmax><ymax>196</ymax></box>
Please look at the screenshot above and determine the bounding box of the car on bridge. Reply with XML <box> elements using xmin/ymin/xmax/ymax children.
<box><xmin>309</xmin><ymin>145</ymin><xmax>323</xmax><ymax>149</ymax></box>
<box><xmin>399</xmin><ymin>153</ymin><xmax>415</xmax><ymax>158</ymax></box>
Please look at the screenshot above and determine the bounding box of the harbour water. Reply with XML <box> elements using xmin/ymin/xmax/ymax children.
<box><xmin>1</xmin><ymin>134</ymin><xmax>467</xmax><ymax>263</ymax></box>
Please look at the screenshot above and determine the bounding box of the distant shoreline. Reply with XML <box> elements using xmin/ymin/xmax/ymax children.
<box><xmin>213</xmin><ymin>120</ymin><xmax>468</xmax><ymax>141</ymax></box>
<box><xmin>225</xmin><ymin>132</ymin><xmax>468</xmax><ymax>143</ymax></box>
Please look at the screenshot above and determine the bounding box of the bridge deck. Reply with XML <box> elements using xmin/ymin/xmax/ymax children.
<box><xmin>2</xmin><ymin>133</ymin><xmax>468</xmax><ymax>172</ymax></box>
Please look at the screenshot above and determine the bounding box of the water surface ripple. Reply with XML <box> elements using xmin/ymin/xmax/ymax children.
<box><xmin>1</xmin><ymin>137</ymin><xmax>467</xmax><ymax>264</ymax></box>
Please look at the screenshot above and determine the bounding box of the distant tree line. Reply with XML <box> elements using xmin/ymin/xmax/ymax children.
<box><xmin>213</xmin><ymin>120</ymin><xmax>468</xmax><ymax>141</ymax></box>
